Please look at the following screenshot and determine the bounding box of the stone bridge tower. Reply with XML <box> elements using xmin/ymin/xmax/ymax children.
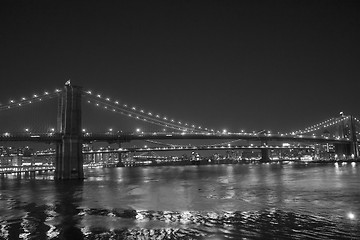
<box><xmin>55</xmin><ymin>82</ymin><xmax>84</xmax><ymax>179</ymax></box>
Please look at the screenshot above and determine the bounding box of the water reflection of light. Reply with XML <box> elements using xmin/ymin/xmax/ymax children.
<box><xmin>45</xmin><ymin>205</ymin><xmax>59</xmax><ymax>239</ymax></box>
<box><xmin>351</xmin><ymin>162</ymin><xmax>356</xmax><ymax>167</ymax></box>
<box><xmin>226</xmin><ymin>166</ymin><xmax>235</xmax><ymax>182</ymax></box>
<box><xmin>224</xmin><ymin>211</ymin><xmax>235</xmax><ymax>218</ymax></box>
<box><xmin>81</xmin><ymin>226</ymin><xmax>91</xmax><ymax>238</ymax></box>
<box><xmin>347</xmin><ymin>212</ymin><xmax>355</xmax><ymax>220</ymax></box>
<box><xmin>46</xmin><ymin>224</ymin><xmax>60</xmax><ymax>239</ymax></box>
<box><xmin>223</xmin><ymin>189</ymin><xmax>235</xmax><ymax>199</ymax></box>
<box><xmin>207</xmin><ymin>212</ymin><xmax>219</xmax><ymax>219</ymax></box>
<box><xmin>334</xmin><ymin>162</ymin><xmax>339</xmax><ymax>168</ymax></box>
<box><xmin>180</xmin><ymin>211</ymin><xmax>192</xmax><ymax>224</ymax></box>
<box><xmin>135</xmin><ymin>210</ymin><xmax>146</xmax><ymax>221</ymax></box>
<box><xmin>19</xmin><ymin>213</ymin><xmax>30</xmax><ymax>239</ymax></box>
<box><xmin>163</xmin><ymin>211</ymin><xmax>174</xmax><ymax>223</ymax></box>
<box><xmin>1</xmin><ymin>224</ymin><xmax>9</xmax><ymax>239</ymax></box>
<box><xmin>242</xmin><ymin>211</ymin><xmax>251</xmax><ymax>220</ymax></box>
<box><xmin>87</xmin><ymin>176</ymin><xmax>105</xmax><ymax>181</ymax></box>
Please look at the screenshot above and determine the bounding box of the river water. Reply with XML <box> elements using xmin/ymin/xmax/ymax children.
<box><xmin>0</xmin><ymin>163</ymin><xmax>359</xmax><ymax>239</ymax></box>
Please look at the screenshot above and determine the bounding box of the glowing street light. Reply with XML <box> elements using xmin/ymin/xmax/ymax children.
<box><xmin>136</xmin><ymin>128</ymin><xmax>141</xmax><ymax>133</ymax></box>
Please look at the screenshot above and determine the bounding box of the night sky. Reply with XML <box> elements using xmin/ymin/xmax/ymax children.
<box><xmin>1</xmin><ymin>0</ymin><xmax>359</xmax><ymax>134</ymax></box>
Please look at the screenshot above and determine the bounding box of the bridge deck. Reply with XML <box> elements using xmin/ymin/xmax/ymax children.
<box><xmin>0</xmin><ymin>132</ymin><xmax>354</xmax><ymax>144</ymax></box>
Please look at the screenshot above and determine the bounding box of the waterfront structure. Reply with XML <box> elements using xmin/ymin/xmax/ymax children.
<box><xmin>0</xmin><ymin>82</ymin><xmax>359</xmax><ymax>178</ymax></box>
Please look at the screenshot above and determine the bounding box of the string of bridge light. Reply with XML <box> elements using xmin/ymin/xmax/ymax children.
<box><xmin>285</xmin><ymin>116</ymin><xmax>348</xmax><ymax>136</ymax></box>
<box><xmin>83</xmin><ymin>91</ymin><xmax>213</xmax><ymax>133</ymax></box>
<box><xmin>303</xmin><ymin>117</ymin><xmax>348</xmax><ymax>134</ymax></box>
<box><xmin>83</xmin><ymin>92</ymin><xmax>184</xmax><ymax>132</ymax></box>
<box><xmin>85</xmin><ymin>97</ymin><xmax>193</xmax><ymax>132</ymax></box>
<box><xmin>353</xmin><ymin>116</ymin><xmax>360</xmax><ymax>125</ymax></box>
<box><xmin>0</xmin><ymin>89</ymin><xmax>62</xmax><ymax>112</ymax></box>
<box><xmin>82</xmin><ymin>90</ymin><xmax>217</xmax><ymax>133</ymax></box>
<box><xmin>352</xmin><ymin>117</ymin><xmax>360</xmax><ymax>136</ymax></box>
<box><xmin>287</xmin><ymin>117</ymin><xmax>335</xmax><ymax>135</ymax></box>
<box><xmin>85</xmin><ymin>96</ymin><xmax>209</xmax><ymax>133</ymax></box>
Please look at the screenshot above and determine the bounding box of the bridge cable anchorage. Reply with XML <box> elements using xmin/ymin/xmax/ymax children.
<box><xmin>82</xmin><ymin>90</ymin><xmax>218</xmax><ymax>133</ymax></box>
<box><xmin>0</xmin><ymin>88</ymin><xmax>62</xmax><ymax>112</ymax></box>
<box><xmin>284</xmin><ymin>115</ymin><xmax>349</xmax><ymax>137</ymax></box>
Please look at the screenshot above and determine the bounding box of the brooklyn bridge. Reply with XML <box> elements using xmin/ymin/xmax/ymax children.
<box><xmin>0</xmin><ymin>82</ymin><xmax>359</xmax><ymax>179</ymax></box>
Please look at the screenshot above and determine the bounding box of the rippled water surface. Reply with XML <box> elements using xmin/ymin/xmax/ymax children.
<box><xmin>1</xmin><ymin>163</ymin><xmax>360</xmax><ymax>239</ymax></box>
